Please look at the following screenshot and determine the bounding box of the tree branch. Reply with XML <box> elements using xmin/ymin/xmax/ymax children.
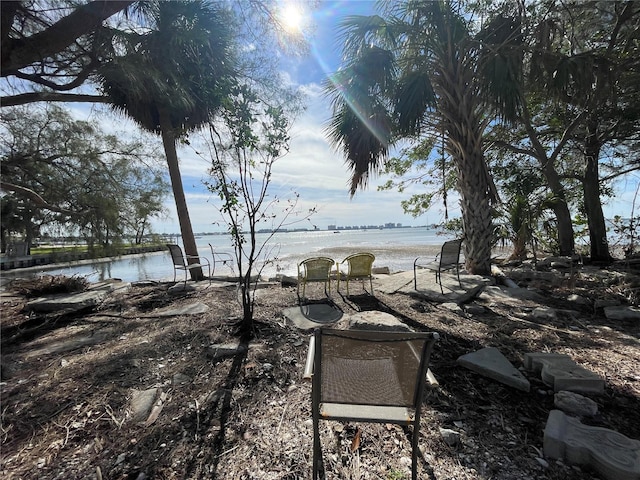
<box><xmin>1</xmin><ymin>1</ymin><xmax>133</xmax><ymax>74</ymax></box>
<box><xmin>1</xmin><ymin>92</ymin><xmax>111</xmax><ymax>107</ymax></box>
<box><xmin>0</xmin><ymin>180</ymin><xmax>82</xmax><ymax>215</ymax></box>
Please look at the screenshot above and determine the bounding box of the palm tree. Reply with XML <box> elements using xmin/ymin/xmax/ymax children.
<box><xmin>99</xmin><ymin>1</ymin><xmax>235</xmax><ymax>279</ymax></box>
<box><xmin>325</xmin><ymin>1</ymin><xmax>523</xmax><ymax>275</ymax></box>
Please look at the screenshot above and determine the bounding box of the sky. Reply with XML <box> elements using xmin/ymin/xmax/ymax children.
<box><xmin>51</xmin><ymin>1</ymin><xmax>640</xmax><ymax>234</ymax></box>
<box><xmin>151</xmin><ymin>0</ymin><xmax>437</xmax><ymax>234</ymax></box>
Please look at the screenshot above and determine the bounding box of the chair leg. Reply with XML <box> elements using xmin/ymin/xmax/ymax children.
<box><xmin>369</xmin><ymin>276</ymin><xmax>373</xmax><ymax>295</ymax></box>
<box><xmin>411</xmin><ymin>417</ymin><xmax>422</xmax><ymax>480</ymax></box>
<box><xmin>436</xmin><ymin>270</ymin><xmax>444</xmax><ymax>294</ymax></box>
<box><xmin>313</xmin><ymin>418</ymin><xmax>321</xmax><ymax>480</ymax></box>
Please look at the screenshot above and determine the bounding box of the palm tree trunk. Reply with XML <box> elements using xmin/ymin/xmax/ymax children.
<box><xmin>158</xmin><ymin>108</ymin><xmax>203</xmax><ymax>280</ymax></box>
<box><xmin>439</xmin><ymin>53</ymin><xmax>494</xmax><ymax>275</ymax></box>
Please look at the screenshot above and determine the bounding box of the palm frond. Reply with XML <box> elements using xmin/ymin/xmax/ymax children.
<box><xmin>394</xmin><ymin>70</ymin><xmax>436</xmax><ymax>135</ymax></box>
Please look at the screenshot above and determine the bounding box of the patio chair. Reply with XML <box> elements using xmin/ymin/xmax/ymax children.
<box><xmin>6</xmin><ymin>241</ymin><xmax>29</xmax><ymax>257</ymax></box>
<box><xmin>166</xmin><ymin>244</ymin><xmax>211</xmax><ymax>285</ymax></box>
<box><xmin>414</xmin><ymin>238</ymin><xmax>463</xmax><ymax>293</ymax></box>
<box><xmin>310</xmin><ymin>328</ymin><xmax>439</xmax><ymax>480</ymax></box>
<box><xmin>297</xmin><ymin>257</ymin><xmax>335</xmax><ymax>297</ymax></box>
<box><xmin>337</xmin><ymin>252</ymin><xmax>375</xmax><ymax>295</ymax></box>
<box><xmin>208</xmin><ymin>243</ymin><xmax>235</xmax><ymax>277</ymax></box>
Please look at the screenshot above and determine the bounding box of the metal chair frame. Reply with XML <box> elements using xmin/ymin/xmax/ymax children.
<box><xmin>337</xmin><ymin>252</ymin><xmax>375</xmax><ymax>295</ymax></box>
<box><xmin>310</xmin><ymin>328</ymin><xmax>438</xmax><ymax>480</ymax></box>
<box><xmin>208</xmin><ymin>243</ymin><xmax>236</xmax><ymax>277</ymax></box>
<box><xmin>297</xmin><ymin>257</ymin><xmax>335</xmax><ymax>298</ymax></box>
<box><xmin>166</xmin><ymin>244</ymin><xmax>211</xmax><ymax>285</ymax></box>
<box><xmin>414</xmin><ymin>238</ymin><xmax>463</xmax><ymax>293</ymax></box>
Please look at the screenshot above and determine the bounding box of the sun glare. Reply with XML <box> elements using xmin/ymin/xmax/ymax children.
<box><xmin>280</xmin><ymin>3</ymin><xmax>304</xmax><ymax>34</ymax></box>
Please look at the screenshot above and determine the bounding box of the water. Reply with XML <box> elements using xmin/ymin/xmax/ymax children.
<box><xmin>3</xmin><ymin>227</ymin><xmax>452</xmax><ymax>283</ymax></box>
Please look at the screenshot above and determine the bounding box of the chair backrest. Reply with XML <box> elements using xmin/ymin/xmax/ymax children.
<box><xmin>439</xmin><ymin>239</ymin><xmax>463</xmax><ymax>268</ymax></box>
<box><xmin>300</xmin><ymin>257</ymin><xmax>334</xmax><ymax>281</ymax></box>
<box><xmin>166</xmin><ymin>244</ymin><xmax>186</xmax><ymax>267</ymax></box>
<box><xmin>6</xmin><ymin>241</ymin><xmax>29</xmax><ymax>257</ymax></box>
<box><xmin>343</xmin><ymin>252</ymin><xmax>375</xmax><ymax>277</ymax></box>
<box><xmin>209</xmin><ymin>244</ymin><xmax>235</xmax><ymax>274</ymax></box>
<box><xmin>313</xmin><ymin>329</ymin><xmax>437</xmax><ymax>409</ymax></box>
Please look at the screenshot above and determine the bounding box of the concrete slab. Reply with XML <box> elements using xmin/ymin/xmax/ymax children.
<box><xmin>373</xmin><ymin>271</ymin><xmax>414</xmax><ymax>294</ymax></box>
<box><xmin>544</xmin><ymin>409</ymin><xmax>640</xmax><ymax>480</ymax></box>
<box><xmin>524</xmin><ymin>353</ymin><xmax>605</xmax><ymax>394</ymax></box>
<box><xmin>282</xmin><ymin>303</ymin><xmax>343</xmax><ymax>331</ymax></box>
<box><xmin>151</xmin><ymin>302</ymin><xmax>210</xmax><ymax>317</ymax></box>
<box><xmin>374</xmin><ymin>269</ymin><xmax>491</xmax><ymax>304</ymax></box>
<box><xmin>26</xmin><ymin>290</ymin><xmax>108</xmax><ymax>313</ymax></box>
<box><xmin>24</xmin><ymin>330</ymin><xmax>111</xmax><ymax>359</ymax></box>
<box><xmin>346</xmin><ymin>311</ymin><xmax>412</xmax><ymax>332</ymax></box>
<box><xmin>457</xmin><ymin>347</ymin><xmax>530</xmax><ymax>392</ymax></box>
<box><xmin>479</xmin><ymin>285</ymin><xmax>547</xmax><ymax>304</ymax></box>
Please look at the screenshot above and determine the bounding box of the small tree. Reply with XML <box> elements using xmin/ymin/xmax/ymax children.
<box><xmin>205</xmin><ymin>85</ymin><xmax>311</xmax><ymax>339</ymax></box>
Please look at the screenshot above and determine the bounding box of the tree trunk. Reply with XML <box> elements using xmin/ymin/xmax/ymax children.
<box><xmin>158</xmin><ymin>109</ymin><xmax>203</xmax><ymax>280</ymax></box>
<box><xmin>456</xmin><ymin>148</ymin><xmax>493</xmax><ymax>275</ymax></box>
<box><xmin>438</xmin><ymin>45</ymin><xmax>493</xmax><ymax>275</ymax></box>
<box><xmin>583</xmin><ymin>121</ymin><xmax>611</xmax><ymax>262</ymax></box>
<box><xmin>540</xmin><ymin>161</ymin><xmax>575</xmax><ymax>256</ymax></box>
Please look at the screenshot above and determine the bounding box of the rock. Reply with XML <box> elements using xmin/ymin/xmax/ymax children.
<box><xmin>595</xmin><ymin>299</ymin><xmax>622</xmax><ymax>309</ymax></box>
<box><xmin>168</xmin><ymin>283</ymin><xmax>196</xmax><ymax>294</ymax></box>
<box><xmin>280</xmin><ymin>275</ymin><xmax>298</xmax><ymax>287</ymax></box>
<box><xmin>531</xmin><ymin>306</ymin><xmax>558</xmax><ymax>321</ymax></box>
<box><xmin>347</xmin><ymin>311</ymin><xmax>412</xmax><ymax>332</ymax></box>
<box><xmin>172</xmin><ymin>373</ymin><xmax>192</xmax><ymax>386</ymax></box>
<box><xmin>535</xmin><ymin>457</ymin><xmax>549</xmax><ymax>468</ymax></box>
<box><xmin>207</xmin><ymin>343</ymin><xmax>247</xmax><ymax>362</ymax></box>
<box><xmin>603</xmin><ymin>306</ymin><xmax>640</xmax><ymax>321</ymax></box>
<box><xmin>372</xmin><ymin>266</ymin><xmax>390</xmax><ymax>275</ymax></box>
<box><xmin>463</xmin><ymin>303</ymin><xmax>485</xmax><ymax>315</ymax></box>
<box><xmin>439</xmin><ymin>427</ymin><xmax>460</xmax><ymax>446</ymax></box>
<box><xmin>567</xmin><ymin>294</ymin><xmax>590</xmax><ymax>305</ymax></box>
<box><xmin>130</xmin><ymin>388</ymin><xmax>160</xmax><ymax>423</ymax></box>
<box><xmin>554</xmin><ymin>391</ymin><xmax>598</xmax><ymax>417</ymax></box>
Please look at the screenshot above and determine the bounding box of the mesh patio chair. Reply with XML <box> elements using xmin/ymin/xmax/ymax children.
<box><xmin>337</xmin><ymin>252</ymin><xmax>375</xmax><ymax>295</ymax></box>
<box><xmin>310</xmin><ymin>328</ymin><xmax>439</xmax><ymax>480</ymax></box>
<box><xmin>414</xmin><ymin>238</ymin><xmax>463</xmax><ymax>293</ymax></box>
<box><xmin>166</xmin><ymin>244</ymin><xmax>211</xmax><ymax>285</ymax></box>
<box><xmin>208</xmin><ymin>243</ymin><xmax>235</xmax><ymax>277</ymax></box>
<box><xmin>297</xmin><ymin>257</ymin><xmax>335</xmax><ymax>297</ymax></box>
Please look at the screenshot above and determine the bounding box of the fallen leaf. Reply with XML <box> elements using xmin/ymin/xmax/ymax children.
<box><xmin>350</xmin><ymin>427</ymin><xmax>361</xmax><ymax>453</ymax></box>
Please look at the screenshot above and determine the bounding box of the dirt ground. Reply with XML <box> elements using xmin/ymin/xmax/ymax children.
<box><xmin>1</xmin><ymin>262</ymin><xmax>639</xmax><ymax>480</ymax></box>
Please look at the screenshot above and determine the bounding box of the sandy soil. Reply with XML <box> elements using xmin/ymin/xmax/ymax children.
<box><xmin>1</xmin><ymin>262</ymin><xmax>639</xmax><ymax>480</ymax></box>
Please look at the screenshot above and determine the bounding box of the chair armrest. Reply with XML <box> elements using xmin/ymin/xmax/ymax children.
<box><xmin>303</xmin><ymin>335</ymin><xmax>315</xmax><ymax>380</ymax></box>
<box><xmin>184</xmin><ymin>254</ymin><xmax>210</xmax><ymax>266</ymax></box>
